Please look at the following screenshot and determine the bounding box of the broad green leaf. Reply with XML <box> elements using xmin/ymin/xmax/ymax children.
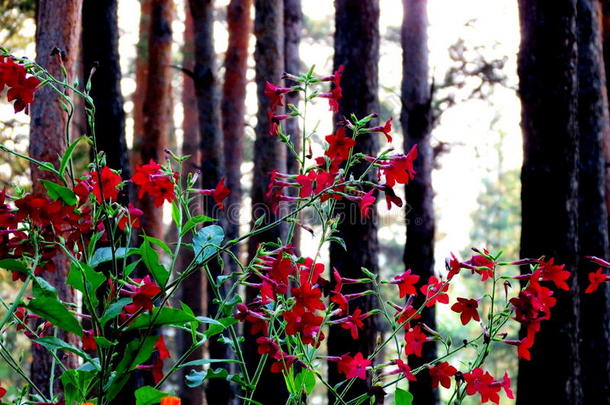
<box><xmin>294</xmin><ymin>370</ymin><xmax>316</xmax><ymax>395</ymax></box>
<box><xmin>32</xmin><ymin>276</ymin><xmax>57</xmax><ymax>298</ymax></box>
<box><xmin>61</xmin><ymin>368</ymin><xmax>95</xmax><ymax>405</ymax></box>
<box><xmin>27</xmin><ymin>296</ymin><xmax>82</xmax><ymax>335</ymax></box>
<box><xmin>139</xmin><ymin>240</ymin><xmax>169</xmax><ymax>287</ymax></box>
<box><xmin>135</xmin><ymin>386</ymin><xmax>170</xmax><ymax>405</ymax></box>
<box><xmin>40</xmin><ymin>179</ymin><xmax>77</xmax><ymax>206</ymax></box>
<box><xmin>180</xmin><ymin>301</ymin><xmax>199</xmax><ymax>344</ymax></box>
<box><xmin>60</xmin><ymin>136</ymin><xmax>86</xmax><ymax>180</ymax></box>
<box><xmin>115</xmin><ymin>335</ymin><xmax>158</xmax><ymax>376</ymax></box>
<box><xmin>142</xmin><ymin>236</ymin><xmax>172</xmax><ymax>256</ymax></box>
<box><xmin>192</xmin><ymin>225</ymin><xmax>224</xmax><ymax>264</ymax></box>
<box><xmin>395</xmin><ymin>388</ymin><xmax>413</xmax><ymax>405</ymax></box>
<box><xmin>179</xmin><ymin>358</ymin><xmax>241</xmax><ymax>369</ymax></box>
<box><xmin>94</xmin><ymin>336</ymin><xmax>116</xmax><ymax>348</ymax></box>
<box><xmin>34</xmin><ymin>336</ymin><xmax>96</xmax><ymax>367</ymax></box>
<box><xmin>100</xmin><ymin>298</ymin><xmax>132</xmax><ymax>327</ymax></box>
<box><xmin>185</xmin><ymin>369</ymin><xmax>207</xmax><ymax>388</ymax></box>
<box><xmin>171</xmin><ymin>201</ymin><xmax>182</xmax><ymax>228</ymax></box>
<box><xmin>89</xmin><ymin>247</ymin><xmax>132</xmax><ymax>268</ymax></box>
<box><xmin>180</xmin><ymin>215</ymin><xmax>216</xmax><ymax>237</ymax></box>
<box><xmin>199</xmin><ymin>316</ymin><xmax>238</xmax><ymax>338</ymax></box>
<box><xmin>0</xmin><ymin>258</ymin><xmax>29</xmax><ymax>274</ymax></box>
<box><xmin>125</xmin><ymin>307</ymin><xmax>196</xmax><ymax>331</ymax></box>
<box><xmin>67</xmin><ymin>262</ymin><xmax>105</xmax><ymax>308</ymax></box>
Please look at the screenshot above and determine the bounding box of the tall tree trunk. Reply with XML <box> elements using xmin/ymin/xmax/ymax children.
<box><xmin>137</xmin><ymin>0</ymin><xmax>173</xmax><ymax>239</ymax></box>
<box><xmin>328</xmin><ymin>0</ymin><xmax>380</xmax><ymax>402</ymax></box>
<box><xmin>176</xmin><ymin>5</ymin><xmax>205</xmax><ymax>404</ymax></box>
<box><xmin>516</xmin><ymin>1</ymin><xmax>581</xmax><ymax>404</ymax></box>
<box><xmin>187</xmin><ymin>1</ymin><xmax>233</xmax><ymax>403</ymax></box>
<box><xmin>133</xmin><ymin>0</ymin><xmax>151</xmax><ymax>168</ymax></box>
<box><xmin>576</xmin><ymin>0</ymin><xmax>610</xmax><ymax>403</ymax></box>
<box><xmin>244</xmin><ymin>1</ymin><xmax>288</xmax><ymax>403</ymax></box>
<box><xmin>284</xmin><ymin>0</ymin><xmax>302</xmax><ymax>252</ymax></box>
<box><xmin>400</xmin><ymin>1</ymin><xmax>437</xmax><ymax>404</ymax></box>
<box><xmin>29</xmin><ymin>0</ymin><xmax>83</xmax><ymax>396</ymax></box>
<box><xmin>222</xmin><ymin>0</ymin><xmax>251</xmax><ymax>275</ymax></box>
<box><xmin>601</xmin><ymin>0</ymin><xmax>610</xmax><ymax>234</ymax></box>
<box><xmin>81</xmin><ymin>0</ymin><xmax>129</xmax><ymax>177</ymax></box>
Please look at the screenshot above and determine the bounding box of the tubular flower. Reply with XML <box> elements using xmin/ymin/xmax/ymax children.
<box><xmin>88</xmin><ymin>166</ymin><xmax>122</xmax><ymax>202</ymax></box>
<box><xmin>420</xmin><ymin>276</ymin><xmax>449</xmax><ymax>307</ymax></box>
<box><xmin>404</xmin><ymin>325</ymin><xmax>428</xmax><ymax>357</ymax></box>
<box><xmin>451</xmin><ymin>297</ymin><xmax>480</xmax><ymax>325</ymax></box>
<box><xmin>391</xmin><ymin>269</ymin><xmax>420</xmax><ymax>298</ymax></box>
<box><xmin>429</xmin><ymin>362</ymin><xmax>457</xmax><ymax>389</ymax></box>
<box><xmin>389</xmin><ymin>359</ymin><xmax>416</xmax><ymax>381</ymax></box>
<box><xmin>379</xmin><ymin>145</ymin><xmax>418</xmax><ymax>187</ymax></box>
<box><xmin>336</xmin><ymin>352</ymin><xmax>371</xmax><ymax>380</ymax></box>
<box><xmin>585</xmin><ymin>268</ymin><xmax>608</xmax><ymax>293</ymax></box>
<box><xmin>132</xmin><ymin>160</ymin><xmax>177</xmax><ymax>207</ymax></box>
<box><xmin>197</xmin><ymin>178</ymin><xmax>231</xmax><ymax>211</ymax></box>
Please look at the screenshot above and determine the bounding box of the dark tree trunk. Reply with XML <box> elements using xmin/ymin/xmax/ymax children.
<box><xmin>244</xmin><ymin>1</ymin><xmax>288</xmax><ymax>403</ymax></box>
<box><xmin>176</xmin><ymin>5</ymin><xmax>206</xmax><ymax>405</ymax></box>
<box><xmin>400</xmin><ymin>1</ymin><xmax>437</xmax><ymax>404</ymax></box>
<box><xmin>29</xmin><ymin>0</ymin><xmax>82</xmax><ymax>396</ymax></box>
<box><xmin>516</xmin><ymin>1</ymin><xmax>581</xmax><ymax>404</ymax></box>
<box><xmin>187</xmin><ymin>1</ymin><xmax>233</xmax><ymax>403</ymax></box>
<box><xmin>328</xmin><ymin>0</ymin><xmax>380</xmax><ymax>402</ymax></box>
<box><xmin>222</xmin><ymin>0</ymin><xmax>251</xmax><ymax>275</ymax></box>
<box><xmin>284</xmin><ymin>0</ymin><xmax>302</xmax><ymax>253</ymax></box>
<box><xmin>81</xmin><ymin>0</ymin><xmax>129</xmax><ymax>177</ymax></box>
<box><xmin>601</xmin><ymin>0</ymin><xmax>610</xmax><ymax>234</ymax></box>
<box><xmin>576</xmin><ymin>0</ymin><xmax>610</xmax><ymax>403</ymax></box>
<box><xmin>137</xmin><ymin>0</ymin><xmax>173</xmax><ymax>239</ymax></box>
<box><xmin>132</xmin><ymin>0</ymin><xmax>151</xmax><ymax>169</ymax></box>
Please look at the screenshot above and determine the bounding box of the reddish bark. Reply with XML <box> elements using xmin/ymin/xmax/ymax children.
<box><xmin>29</xmin><ymin>0</ymin><xmax>83</xmax><ymax>396</ymax></box>
<box><xmin>132</xmin><ymin>0</ymin><xmax>151</xmax><ymax>169</ymax></box>
<box><xmin>400</xmin><ymin>1</ymin><xmax>437</xmax><ymax>404</ymax></box>
<box><xmin>136</xmin><ymin>0</ymin><xmax>174</xmax><ymax>239</ymax></box>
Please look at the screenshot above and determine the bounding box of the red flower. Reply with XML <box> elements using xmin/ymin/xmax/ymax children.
<box><xmin>337</xmin><ymin>352</ymin><xmax>370</xmax><ymax>380</ymax></box>
<box><xmin>420</xmin><ymin>276</ymin><xmax>449</xmax><ymax>307</ymax></box>
<box><xmin>390</xmin><ymin>359</ymin><xmax>416</xmax><ymax>381</ymax></box>
<box><xmin>270</xmin><ymin>352</ymin><xmax>297</xmax><ymax>374</ymax></box>
<box><xmin>391</xmin><ymin>269</ymin><xmax>420</xmax><ymax>298</ymax></box>
<box><xmin>325</xmin><ymin>127</ymin><xmax>355</xmax><ymax>163</ymax></box>
<box><xmin>463</xmin><ymin>368</ymin><xmax>501</xmax><ymax>404</ymax></box>
<box><xmin>537</xmin><ymin>258</ymin><xmax>570</xmax><ymax>290</ymax></box>
<box><xmin>0</xmin><ymin>386</ymin><xmax>5</xmax><ymax>399</ymax></box>
<box><xmin>122</xmin><ymin>275</ymin><xmax>161</xmax><ymax>314</ymax></box>
<box><xmin>198</xmin><ymin>178</ymin><xmax>231</xmax><ymax>211</ymax></box>
<box><xmin>89</xmin><ymin>166</ymin><xmax>122</xmax><ymax>202</ymax></box>
<box><xmin>132</xmin><ymin>160</ymin><xmax>177</xmax><ymax>207</ymax></box>
<box><xmin>380</xmin><ymin>145</ymin><xmax>418</xmax><ymax>187</ymax></box>
<box><xmin>380</xmin><ymin>184</ymin><xmax>403</xmax><ymax>210</ymax></box>
<box><xmin>368</xmin><ymin>117</ymin><xmax>393</xmax><ymax>143</ymax></box>
<box><xmin>585</xmin><ymin>268</ymin><xmax>608</xmax><ymax>293</ymax></box>
<box><xmin>352</xmin><ymin>189</ymin><xmax>376</xmax><ymax>218</ymax></box>
<box><xmin>264</xmin><ymin>81</ymin><xmax>292</xmax><ymax>109</ymax></box>
<box><xmin>156</xmin><ymin>335</ymin><xmax>170</xmax><ymax>360</ymax></box>
<box><xmin>283</xmin><ymin>309</ymin><xmax>323</xmax><ymax>345</ymax></box>
<box><xmin>299</xmin><ymin>258</ymin><xmax>325</xmax><ymax>285</ymax></box>
<box><xmin>292</xmin><ymin>282</ymin><xmax>325</xmax><ymax>313</ymax></box>
<box><xmin>339</xmin><ymin>307</ymin><xmax>366</xmax><ymax>339</ymax></box>
<box><xmin>404</xmin><ymin>325</ymin><xmax>428</xmax><ymax>357</ymax></box>
<box><xmin>1</xmin><ymin>57</ymin><xmax>41</xmax><ymax>113</ymax></box>
<box><xmin>429</xmin><ymin>362</ymin><xmax>457</xmax><ymax>389</ymax></box>
<box><xmin>463</xmin><ymin>253</ymin><xmax>494</xmax><ymax>281</ymax></box>
<box><xmin>118</xmin><ymin>203</ymin><xmax>143</xmax><ymax>230</ymax></box>
<box><xmin>394</xmin><ymin>303</ymin><xmax>421</xmax><ymax>328</ymax></box>
<box><xmin>451</xmin><ymin>297</ymin><xmax>480</xmax><ymax>325</ymax></box>
<box><xmin>256</xmin><ymin>336</ymin><xmax>280</xmax><ymax>356</ymax></box>
<box><xmin>319</xmin><ymin>65</ymin><xmax>344</xmax><ymax>112</ymax></box>
<box><xmin>82</xmin><ymin>329</ymin><xmax>97</xmax><ymax>351</ymax></box>
<box><xmin>445</xmin><ymin>252</ymin><xmax>462</xmax><ymax>280</ymax></box>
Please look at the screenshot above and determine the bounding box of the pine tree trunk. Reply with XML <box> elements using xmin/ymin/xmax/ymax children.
<box><xmin>137</xmin><ymin>0</ymin><xmax>173</xmax><ymax>239</ymax></box>
<box><xmin>222</xmin><ymin>0</ymin><xmax>251</xmax><ymax>275</ymax></box>
<box><xmin>328</xmin><ymin>0</ymin><xmax>380</xmax><ymax>402</ymax></box>
<box><xmin>244</xmin><ymin>1</ymin><xmax>288</xmax><ymax>403</ymax></box>
<box><xmin>176</xmin><ymin>5</ymin><xmax>205</xmax><ymax>404</ymax></box>
<box><xmin>82</xmin><ymin>0</ymin><xmax>129</xmax><ymax>177</ymax></box>
<box><xmin>576</xmin><ymin>0</ymin><xmax>610</xmax><ymax>403</ymax></box>
<box><xmin>29</xmin><ymin>0</ymin><xmax>83</xmax><ymax>396</ymax></box>
<box><xmin>400</xmin><ymin>1</ymin><xmax>437</xmax><ymax>404</ymax></box>
<box><xmin>601</xmin><ymin>0</ymin><xmax>610</xmax><ymax>234</ymax></box>
<box><xmin>133</xmin><ymin>0</ymin><xmax>151</xmax><ymax>168</ymax></box>
<box><xmin>284</xmin><ymin>0</ymin><xmax>302</xmax><ymax>253</ymax></box>
<box><xmin>516</xmin><ymin>1</ymin><xmax>581</xmax><ymax>404</ymax></box>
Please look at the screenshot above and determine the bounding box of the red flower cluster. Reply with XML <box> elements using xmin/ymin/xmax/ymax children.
<box><xmin>132</xmin><ymin>160</ymin><xmax>178</xmax><ymax>207</ymax></box>
<box><xmin>584</xmin><ymin>256</ymin><xmax>610</xmax><ymax>293</ymax></box>
<box><xmin>319</xmin><ymin>65</ymin><xmax>344</xmax><ymax>113</ymax></box>
<box><xmin>463</xmin><ymin>368</ymin><xmax>513</xmax><ymax>404</ymax></box>
<box><xmin>0</xmin><ymin>57</ymin><xmax>41</xmax><ymax>113</ymax></box>
<box><xmin>196</xmin><ymin>178</ymin><xmax>231</xmax><ymax>211</ymax></box>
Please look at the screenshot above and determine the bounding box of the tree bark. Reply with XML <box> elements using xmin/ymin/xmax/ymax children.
<box><xmin>328</xmin><ymin>0</ymin><xmax>380</xmax><ymax>402</ymax></box>
<box><xmin>81</xmin><ymin>0</ymin><xmax>129</xmax><ymax>177</ymax></box>
<box><xmin>601</xmin><ymin>0</ymin><xmax>610</xmax><ymax>235</ymax></box>
<box><xmin>136</xmin><ymin>0</ymin><xmax>173</xmax><ymax>239</ymax></box>
<box><xmin>400</xmin><ymin>1</ymin><xmax>437</xmax><ymax>404</ymax></box>
<box><xmin>176</xmin><ymin>5</ymin><xmax>206</xmax><ymax>404</ymax></box>
<box><xmin>222</xmin><ymin>0</ymin><xmax>251</xmax><ymax>275</ymax></box>
<box><xmin>576</xmin><ymin>0</ymin><xmax>610</xmax><ymax>403</ymax></box>
<box><xmin>516</xmin><ymin>1</ymin><xmax>582</xmax><ymax>404</ymax></box>
<box><xmin>132</xmin><ymin>0</ymin><xmax>151</xmax><ymax>168</ymax></box>
<box><xmin>244</xmin><ymin>1</ymin><xmax>288</xmax><ymax>403</ymax></box>
<box><xmin>29</xmin><ymin>0</ymin><xmax>83</xmax><ymax>396</ymax></box>
<box><xmin>284</xmin><ymin>0</ymin><xmax>302</xmax><ymax>253</ymax></box>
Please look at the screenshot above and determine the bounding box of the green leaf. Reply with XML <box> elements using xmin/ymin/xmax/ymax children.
<box><xmin>60</xmin><ymin>136</ymin><xmax>86</xmax><ymax>180</ymax></box>
<box><xmin>171</xmin><ymin>201</ymin><xmax>182</xmax><ymax>228</ymax></box>
<box><xmin>135</xmin><ymin>386</ymin><xmax>170</xmax><ymax>405</ymax></box>
<box><xmin>125</xmin><ymin>307</ymin><xmax>196</xmax><ymax>331</ymax></box>
<box><xmin>34</xmin><ymin>336</ymin><xmax>96</xmax><ymax>367</ymax></box>
<box><xmin>237</xmin><ymin>397</ymin><xmax>264</xmax><ymax>405</ymax></box>
<box><xmin>294</xmin><ymin>369</ymin><xmax>316</xmax><ymax>395</ymax></box>
<box><xmin>395</xmin><ymin>388</ymin><xmax>413</xmax><ymax>405</ymax></box>
<box><xmin>179</xmin><ymin>358</ymin><xmax>241</xmax><ymax>369</ymax></box>
<box><xmin>327</xmin><ymin>236</ymin><xmax>347</xmax><ymax>251</ymax></box>
<box><xmin>185</xmin><ymin>369</ymin><xmax>207</xmax><ymax>387</ymax></box>
<box><xmin>180</xmin><ymin>215</ymin><xmax>216</xmax><ymax>237</ymax></box>
<box><xmin>200</xmin><ymin>316</ymin><xmax>238</xmax><ymax>338</ymax></box>
<box><xmin>61</xmin><ymin>368</ymin><xmax>95</xmax><ymax>405</ymax></box>
<box><xmin>115</xmin><ymin>335</ymin><xmax>158</xmax><ymax>375</ymax></box>
<box><xmin>94</xmin><ymin>336</ymin><xmax>116</xmax><ymax>348</ymax></box>
<box><xmin>40</xmin><ymin>179</ymin><xmax>77</xmax><ymax>206</ymax></box>
<box><xmin>192</xmin><ymin>225</ymin><xmax>224</xmax><ymax>265</ymax></box>
<box><xmin>32</xmin><ymin>276</ymin><xmax>57</xmax><ymax>298</ymax></box>
<box><xmin>142</xmin><ymin>236</ymin><xmax>172</xmax><ymax>256</ymax></box>
<box><xmin>100</xmin><ymin>298</ymin><xmax>132</xmax><ymax>327</ymax></box>
<box><xmin>0</xmin><ymin>258</ymin><xmax>29</xmax><ymax>274</ymax></box>
<box><xmin>27</xmin><ymin>296</ymin><xmax>82</xmax><ymax>335</ymax></box>
<box><xmin>139</xmin><ymin>240</ymin><xmax>169</xmax><ymax>287</ymax></box>
<box><xmin>125</xmin><ymin>259</ymin><xmax>140</xmax><ymax>276</ymax></box>
<box><xmin>67</xmin><ymin>262</ymin><xmax>105</xmax><ymax>308</ymax></box>
<box><xmin>89</xmin><ymin>247</ymin><xmax>132</xmax><ymax>268</ymax></box>
<box><xmin>180</xmin><ymin>301</ymin><xmax>199</xmax><ymax>344</ymax></box>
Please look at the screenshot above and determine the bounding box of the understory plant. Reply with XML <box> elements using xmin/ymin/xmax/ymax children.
<box><xmin>0</xmin><ymin>48</ymin><xmax>575</xmax><ymax>405</ymax></box>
